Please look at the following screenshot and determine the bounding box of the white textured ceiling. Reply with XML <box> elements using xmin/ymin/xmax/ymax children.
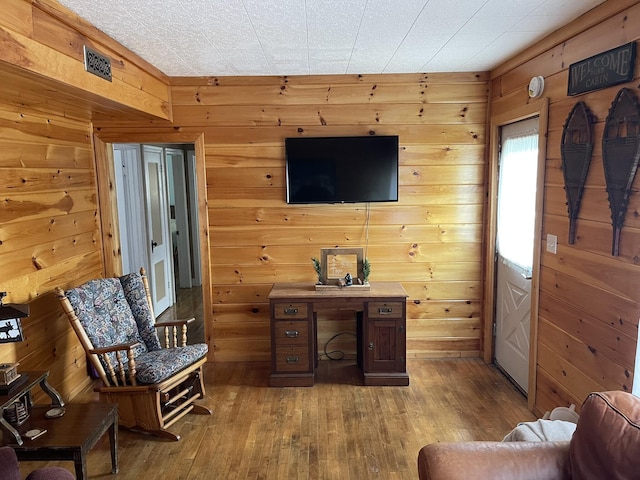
<box><xmin>57</xmin><ymin>0</ymin><xmax>606</xmax><ymax>77</ymax></box>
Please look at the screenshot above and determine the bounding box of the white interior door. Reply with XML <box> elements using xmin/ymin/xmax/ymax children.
<box><xmin>494</xmin><ymin>117</ymin><xmax>539</xmax><ymax>393</ymax></box>
<box><xmin>143</xmin><ymin>145</ymin><xmax>174</xmax><ymax>314</ymax></box>
<box><xmin>113</xmin><ymin>144</ymin><xmax>149</xmax><ymax>275</ymax></box>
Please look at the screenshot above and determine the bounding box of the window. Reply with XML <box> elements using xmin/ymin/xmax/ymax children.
<box><xmin>497</xmin><ymin>118</ymin><xmax>539</xmax><ymax>277</ymax></box>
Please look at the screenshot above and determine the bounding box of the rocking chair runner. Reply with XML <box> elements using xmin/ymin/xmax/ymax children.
<box><xmin>55</xmin><ymin>268</ymin><xmax>211</xmax><ymax>441</ymax></box>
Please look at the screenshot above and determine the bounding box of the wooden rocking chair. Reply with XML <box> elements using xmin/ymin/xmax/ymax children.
<box><xmin>55</xmin><ymin>268</ymin><xmax>211</xmax><ymax>441</ymax></box>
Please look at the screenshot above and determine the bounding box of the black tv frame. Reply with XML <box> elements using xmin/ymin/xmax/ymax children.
<box><xmin>285</xmin><ymin>135</ymin><xmax>399</xmax><ymax>204</ymax></box>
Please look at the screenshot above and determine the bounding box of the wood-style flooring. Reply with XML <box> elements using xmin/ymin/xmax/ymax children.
<box><xmin>157</xmin><ymin>285</ymin><xmax>205</xmax><ymax>344</ymax></box>
<box><xmin>18</xmin><ymin>358</ymin><xmax>535</xmax><ymax>479</ymax></box>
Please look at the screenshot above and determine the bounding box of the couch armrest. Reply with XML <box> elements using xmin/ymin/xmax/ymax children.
<box><xmin>26</xmin><ymin>467</ymin><xmax>75</xmax><ymax>480</ymax></box>
<box><xmin>418</xmin><ymin>441</ymin><xmax>571</xmax><ymax>480</ymax></box>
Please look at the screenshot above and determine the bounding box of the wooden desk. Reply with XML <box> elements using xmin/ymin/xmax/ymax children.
<box><xmin>268</xmin><ymin>282</ymin><xmax>409</xmax><ymax>387</ymax></box>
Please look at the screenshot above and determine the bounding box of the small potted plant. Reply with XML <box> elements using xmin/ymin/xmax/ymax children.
<box><xmin>311</xmin><ymin>257</ymin><xmax>322</xmax><ymax>284</ymax></box>
<box><xmin>362</xmin><ymin>258</ymin><xmax>371</xmax><ymax>285</ymax></box>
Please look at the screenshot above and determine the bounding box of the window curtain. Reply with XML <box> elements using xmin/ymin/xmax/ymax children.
<box><xmin>497</xmin><ymin>122</ymin><xmax>539</xmax><ymax>277</ymax></box>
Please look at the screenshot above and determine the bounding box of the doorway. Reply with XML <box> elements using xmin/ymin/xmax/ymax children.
<box><xmin>112</xmin><ymin>143</ymin><xmax>201</xmax><ymax>315</ymax></box>
<box><xmin>483</xmin><ymin>99</ymin><xmax>548</xmax><ymax>408</ymax></box>
<box><xmin>494</xmin><ymin>117</ymin><xmax>539</xmax><ymax>393</ymax></box>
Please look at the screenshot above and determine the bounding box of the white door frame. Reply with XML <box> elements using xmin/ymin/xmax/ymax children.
<box><xmin>113</xmin><ymin>144</ymin><xmax>150</xmax><ymax>276</ymax></box>
<box><xmin>483</xmin><ymin>98</ymin><xmax>549</xmax><ymax>409</ymax></box>
<box><xmin>94</xmin><ymin>133</ymin><xmax>212</xmax><ymax>360</ymax></box>
<box><xmin>112</xmin><ymin>144</ymin><xmax>174</xmax><ymax>313</ymax></box>
<box><xmin>187</xmin><ymin>150</ymin><xmax>202</xmax><ymax>286</ymax></box>
<box><xmin>142</xmin><ymin>145</ymin><xmax>174</xmax><ymax>314</ymax></box>
<box><xmin>494</xmin><ymin>116</ymin><xmax>539</xmax><ymax>394</ymax></box>
<box><xmin>166</xmin><ymin>147</ymin><xmax>193</xmax><ymax>289</ymax></box>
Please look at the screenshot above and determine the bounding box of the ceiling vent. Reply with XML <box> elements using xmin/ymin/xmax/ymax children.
<box><xmin>83</xmin><ymin>45</ymin><xmax>112</xmax><ymax>82</ymax></box>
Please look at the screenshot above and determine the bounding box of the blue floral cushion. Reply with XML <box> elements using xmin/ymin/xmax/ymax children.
<box><xmin>119</xmin><ymin>273</ymin><xmax>162</xmax><ymax>351</ymax></box>
<box><xmin>65</xmin><ymin>278</ymin><xmax>149</xmax><ymax>367</ymax></box>
<box><xmin>134</xmin><ymin>344</ymin><xmax>208</xmax><ymax>384</ymax></box>
<box><xmin>65</xmin><ymin>274</ymin><xmax>209</xmax><ymax>386</ymax></box>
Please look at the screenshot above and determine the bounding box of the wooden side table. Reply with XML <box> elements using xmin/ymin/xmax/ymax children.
<box><xmin>0</xmin><ymin>371</ymin><xmax>64</xmax><ymax>445</ymax></box>
<box><xmin>0</xmin><ymin>371</ymin><xmax>118</xmax><ymax>480</ymax></box>
<box><xmin>8</xmin><ymin>403</ymin><xmax>118</xmax><ymax>480</ymax></box>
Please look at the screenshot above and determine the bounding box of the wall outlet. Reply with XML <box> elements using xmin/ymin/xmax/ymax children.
<box><xmin>546</xmin><ymin>234</ymin><xmax>557</xmax><ymax>254</ymax></box>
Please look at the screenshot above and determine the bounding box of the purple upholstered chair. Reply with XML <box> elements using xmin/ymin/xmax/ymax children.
<box><xmin>0</xmin><ymin>446</ymin><xmax>74</xmax><ymax>480</ymax></box>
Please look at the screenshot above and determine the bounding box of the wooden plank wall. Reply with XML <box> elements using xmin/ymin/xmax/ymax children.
<box><xmin>0</xmin><ymin>93</ymin><xmax>99</xmax><ymax>402</ymax></box>
<box><xmin>490</xmin><ymin>1</ymin><xmax>640</xmax><ymax>415</ymax></box>
<box><xmin>0</xmin><ymin>0</ymin><xmax>171</xmax><ymax>121</ymax></box>
<box><xmin>159</xmin><ymin>73</ymin><xmax>488</xmax><ymax>362</ymax></box>
<box><xmin>0</xmin><ymin>0</ymin><xmax>173</xmax><ymax>402</ymax></box>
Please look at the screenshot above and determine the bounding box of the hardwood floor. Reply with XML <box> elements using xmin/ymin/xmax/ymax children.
<box><xmin>18</xmin><ymin>359</ymin><xmax>535</xmax><ymax>479</ymax></box>
<box><xmin>157</xmin><ymin>285</ymin><xmax>205</xmax><ymax>344</ymax></box>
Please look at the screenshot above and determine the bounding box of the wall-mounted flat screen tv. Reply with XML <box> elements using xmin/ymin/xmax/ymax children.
<box><xmin>285</xmin><ymin>135</ymin><xmax>399</xmax><ymax>204</ymax></box>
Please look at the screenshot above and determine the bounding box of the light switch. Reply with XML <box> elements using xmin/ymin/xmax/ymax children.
<box><xmin>546</xmin><ymin>234</ymin><xmax>557</xmax><ymax>254</ymax></box>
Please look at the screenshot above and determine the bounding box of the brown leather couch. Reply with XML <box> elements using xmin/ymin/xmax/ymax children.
<box><xmin>418</xmin><ymin>390</ymin><xmax>640</xmax><ymax>480</ymax></box>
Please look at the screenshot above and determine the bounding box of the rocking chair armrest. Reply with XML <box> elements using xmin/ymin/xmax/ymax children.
<box><xmin>156</xmin><ymin>317</ymin><xmax>195</xmax><ymax>328</ymax></box>
<box><xmin>89</xmin><ymin>341</ymin><xmax>142</xmax><ymax>355</ymax></box>
<box><xmin>89</xmin><ymin>341</ymin><xmax>141</xmax><ymax>387</ymax></box>
<box><xmin>156</xmin><ymin>319</ymin><xmax>194</xmax><ymax>348</ymax></box>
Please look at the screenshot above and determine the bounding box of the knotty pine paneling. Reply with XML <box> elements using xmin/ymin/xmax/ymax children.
<box><xmin>154</xmin><ymin>73</ymin><xmax>488</xmax><ymax>362</ymax></box>
<box><xmin>0</xmin><ymin>97</ymin><xmax>100</xmax><ymax>403</ymax></box>
<box><xmin>171</xmin><ymin>102</ymin><xmax>487</xmax><ymax>127</ymax></box>
<box><xmin>0</xmin><ymin>0</ymin><xmax>171</xmax><ymax>123</ymax></box>
<box><xmin>490</xmin><ymin>1</ymin><xmax>640</xmax><ymax>414</ymax></box>
<box><xmin>95</xmin><ymin>70</ymin><xmax>487</xmax><ymax>362</ymax></box>
<box><xmin>0</xmin><ymin>0</ymin><xmax>181</xmax><ymax>403</ymax></box>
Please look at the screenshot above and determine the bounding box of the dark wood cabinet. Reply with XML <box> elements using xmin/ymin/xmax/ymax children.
<box><xmin>363</xmin><ymin>301</ymin><xmax>408</xmax><ymax>385</ymax></box>
<box><xmin>268</xmin><ymin>283</ymin><xmax>408</xmax><ymax>387</ymax></box>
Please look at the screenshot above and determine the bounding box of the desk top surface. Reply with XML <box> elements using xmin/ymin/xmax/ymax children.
<box><xmin>269</xmin><ymin>282</ymin><xmax>408</xmax><ymax>300</ymax></box>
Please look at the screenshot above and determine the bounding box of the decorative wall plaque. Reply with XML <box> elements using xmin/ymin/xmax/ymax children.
<box><xmin>568</xmin><ymin>42</ymin><xmax>636</xmax><ymax>96</ymax></box>
<box><xmin>561</xmin><ymin>101</ymin><xmax>594</xmax><ymax>244</ymax></box>
<box><xmin>602</xmin><ymin>87</ymin><xmax>640</xmax><ymax>256</ymax></box>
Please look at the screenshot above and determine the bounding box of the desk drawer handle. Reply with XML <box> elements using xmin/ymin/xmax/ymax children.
<box><xmin>378</xmin><ymin>307</ymin><xmax>393</xmax><ymax>315</ymax></box>
<box><xmin>286</xmin><ymin>356</ymin><xmax>300</xmax><ymax>364</ymax></box>
<box><xmin>285</xmin><ymin>330</ymin><xmax>299</xmax><ymax>338</ymax></box>
<box><xmin>284</xmin><ymin>308</ymin><xmax>299</xmax><ymax>315</ymax></box>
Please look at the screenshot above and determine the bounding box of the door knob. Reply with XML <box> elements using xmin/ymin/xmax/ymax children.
<box><xmin>151</xmin><ymin>240</ymin><xmax>158</xmax><ymax>251</ymax></box>
<box><xmin>368</xmin><ymin>342</ymin><xmax>374</xmax><ymax>351</ymax></box>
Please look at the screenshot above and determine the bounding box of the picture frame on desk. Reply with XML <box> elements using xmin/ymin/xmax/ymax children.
<box><xmin>319</xmin><ymin>247</ymin><xmax>364</xmax><ymax>286</ymax></box>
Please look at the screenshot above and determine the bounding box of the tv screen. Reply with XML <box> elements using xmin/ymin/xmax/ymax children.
<box><xmin>285</xmin><ymin>135</ymin><xmax>399</xmax><ymax>204</ymax></box>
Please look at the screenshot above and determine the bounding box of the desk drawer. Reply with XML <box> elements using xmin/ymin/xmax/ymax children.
<box><xmin>275</xmin><ymin>346</ymin><xmax>310</xmax><ymax>372</ymax></box>
<box><xmin>273</xmin><ymin>303</ymin><xmax>308</xmax><ymax>319</ymax></box>
<box><xmin>368</xmin><ymin>302</ymin><xmax>403</xmax><ymax>318</ymax></box>
<box><xmin>275</xmin><ymin>321</ymin><xmax>309</xmax><ymax>345</ymax></box>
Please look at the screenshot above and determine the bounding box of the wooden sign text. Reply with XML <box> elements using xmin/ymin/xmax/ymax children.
<box><xmin>568</xmin><ymin>42</ymin><xmax>636</xmax><ymax>96</ymax></box>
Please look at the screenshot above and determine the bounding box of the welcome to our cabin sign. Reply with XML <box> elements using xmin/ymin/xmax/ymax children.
<box><xmin>568</xmin><ymin>42</ymin><xmax>636</xmax><ymax>96</ymax></box>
